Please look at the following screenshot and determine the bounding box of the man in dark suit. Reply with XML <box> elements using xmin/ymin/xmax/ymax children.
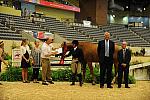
<box><xmin>66</xmin><ymin>40</ymin><xmax>84</xmax><ymax>86</ymax></box>
<box><xmin>97</xmin><ymin>32</ymin><xmax>115</xmax><ymax>88</ymax></box>
<box><xmin>118</xmin><ymin>41</ymin><xmax>131</xmax><ymax>88</ymax></box>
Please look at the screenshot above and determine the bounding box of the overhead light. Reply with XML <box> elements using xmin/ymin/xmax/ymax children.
<box><xmin>126</xmin><ymin>6</ymin><xmax>128</xmax><ymax>8</ymax></box>
<box><xmin>112</xmin><ymin>15</ymin><xmax>115</xmax><ymax>17</ymax></box>
<box><xmin>137</xmin><ymin>8</ymin><xmax>142</xmax><ymax>12</ymax></box>
<box><xmin>144</xmin><ymin>8</ymin><xmax>146</xmax><ymax>10</ymax></box>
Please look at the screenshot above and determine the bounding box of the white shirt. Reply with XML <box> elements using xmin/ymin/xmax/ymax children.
<box><xmin>123</xmin><ymin>49</ymin><xmax>126</xmax><ymax>58</ymax></box>
<box><xmin>123</xmin><ymin>48</ymin><xmax>126</xmax><ymax>51</ymax></box>
<box><xmin>74</xmin><ymin>46</ymin><xmax>77</xmax><ymax>51</ymax></box>
<box><xmin>20</xmin><ymin>45</ymin><xmax>30</xmax><ymax>56</ymax></box>
<box><xmin>105</xmin><ymin>40</ymin><xmax>109</xmax><ymax>47</ymax></box>
<box><xmin>41</xmin><ymin>42</ymin><xmax>53</xmax><ymax>59</ymax></box>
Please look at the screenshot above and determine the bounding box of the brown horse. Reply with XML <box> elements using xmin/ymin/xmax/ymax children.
<box><xmin>60</xmin><ymin>41</ymin><xmax>119</xmax><ymax>85</ymax></box>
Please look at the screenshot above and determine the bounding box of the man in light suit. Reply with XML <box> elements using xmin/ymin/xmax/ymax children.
<box><xmin>118</xmin><ymin>41</ymin><xmax>131</xmax><ymax>88</ymax></box>
<box><xmin>97</xmin><ymin>32</ymin><xmax>115</xmax><ymax>88</ymax></box>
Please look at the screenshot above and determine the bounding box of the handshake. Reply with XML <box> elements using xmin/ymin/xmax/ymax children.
<box><xmin>51</xmin><ymin>51</ymin><xmax>58</xmax><ymax>56</ymax></box>
<box><xmin>51</xmin><ymin>48</ymin><xmax>62</xmax><ymax>56</ymax></box>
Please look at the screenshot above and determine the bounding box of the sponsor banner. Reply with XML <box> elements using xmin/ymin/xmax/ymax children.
<box><xmin>83</xmin><ymin>20</ymin><xmax>91</xmax><ymax>27</ymax></box>
<box><xmin>24</xmin><ymin>0</ymin><xmax>80</xmax><ymax>12</ymax></box>
<box><xmin>12</xmin><ymin>49</ymin><xmax>21</xmax><ymax>67</ymax></box>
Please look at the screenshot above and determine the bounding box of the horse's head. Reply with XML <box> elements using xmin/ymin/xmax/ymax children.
<box><xmin>59</xmin><ymin>42</ymin><xmax>73</xmax><ymax>64</ymax></box>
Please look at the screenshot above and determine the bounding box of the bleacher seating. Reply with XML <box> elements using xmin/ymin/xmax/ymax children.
<box><xmin>0</xmin><ymin>23</ymin><xmax>23</xmax><ymax>40</ymax></box>
<box><xmin>131</xmin><ymin>28</ymin><xmax>150</xmax><ymax>43</ymax></box>
<box><xmin>0</xmin><ymin>12</ymin><xmax>150</xmax><ymax>47</ymax></box>
<box><xmin>101</xmin><ymin>24</ymin><xmax>150</xmax><ymax>47</ymax></box>
<box><xmin>72</xmin><ymin>25</ymin><xmax>120</xmax><ymax>43</ymax></box>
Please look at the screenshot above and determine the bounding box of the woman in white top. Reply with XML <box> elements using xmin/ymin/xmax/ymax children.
<box><xmin>20</xmin><ymin>39</ymin><xmax>31</xmax><ymax>83</ymax></box>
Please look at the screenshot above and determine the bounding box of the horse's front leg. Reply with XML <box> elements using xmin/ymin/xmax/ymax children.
<box><xmin>112</xmin><ymin>63</ymin><xmax>118</xmax><ymax>84</ymax></box>
<box><xmin>82</xmin><ymin>61</ymin><xmax>87</xmax><ymax>80</ymax></box>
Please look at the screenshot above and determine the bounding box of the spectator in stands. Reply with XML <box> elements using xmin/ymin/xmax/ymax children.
<box><xmin>32</xmin><ymin>16</ymin><xmax>35</xmax><ymax>24</ymax></box>
<box><xmin>23</xmin><ymin>8</ymin><xmax>27</xmax><ymax>18</ymax></box>
<box><xmin>28</xmin><ymin>10</ymin><xmax>31</xmax><ymax>19</ymax></box>
<box><xmin>97</xmin><ymin>32</ymin><xmax>115</xmax><ymax>88</ymax></box>
<box><xmin>41</xmin><ymin>37</ymin><xmax>57</xmax><ymax>85</ymax></box>
<box><xmin>26</xmin><ymin>9</ymin><xmax>30</xmax><ymax>19</ymax></box>
<box><xmin>21</xmin><ymin>8</ymin><xmax>23</xmax><ymax>17</ymax></box>
<box><xmin>12</xmin><ymin>0</ymin><xmax>16</xmax><ymax>9</ymax></box>
<box><xmin>65</xmin><ymin>40</ymin><xmax>84</xmax><ymax>87</ymax></box>
<box><xmin>31</xmin><ymin>39</ymin><xmax>41</xmax><ymax>83</ymax></box>
<box><xmin>20</xmin><ymin>39</ymin><xmax>31</xmax><ymax>83</ymax></box>
<box><xmin>117</xmin><ymin>41</ymin><xmax>131</xmax><ymax>88</ymax></box>
<box><xmin>140</xmin><ymin>48</ymin><xmax>145</xmax><ymax>56</ymax></box>
<box><xmin>13</xmin><ymin>0</ymin><xmax>20</xmax><ymax>10</ymax></box>
<box><xmin>3</xmin><ymin>0</ymin><xmax>8</xmax><ymax>6</ymax></box>
<box><xmin>6</xmin><ymin>17</ymin><xmax>10</xmax><ymax>28</ymax></box>
<box><xmin>1</xmin><ymin>18</ymin><xmax>5</xmax><ymax>25</ymax></box>
<box><xmin>0</xmin><ymin>1</ymin><xmax>2</xmax><ymax>6</ymax></box>
<box><xmin>1</xmin><ymin>17</ymin><xmax>8</xmax><ymax>26</ymax></box>
<box><xmin>0</xmin><ymin>41</ymin><xmax>8</xmax><ymax>85</ymax></box>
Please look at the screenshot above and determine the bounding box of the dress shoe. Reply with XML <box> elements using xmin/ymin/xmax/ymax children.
<box><xmin>118</xmin><ymin>85</ymin><xmax>121</xmax><ymax>88</ymax></box>
<box><xmin>70</xmin><ymin>82</ymin><xmax>75</xmax><ymax>86</ymax></box>
<box><xmin>42</xmin><ymin>82</ymin><xmax>48</xmax><ymax>85</ymax></box>
<box><xmin>23</xmin><ymin>80</ymin><xmax>26</xmax><ymax>83</ymax></box>
<box><xmin>92</xmin><ymin>81</ymin><xmax>96</xmax><ymax>85</ymax></box>
<box><xmin>100</xmin><ymin>85</ymin><xmax>104</xmax><ymax>88</ymax></box>
<box><xmin>25</xmin><ymin>80</ymin><xmax>30</xmax><ymax>83</ymax></box>
<box><xmin>79</xmin><ymin>82</ymin><xmax>82</xmax><ymax>87</ymax></box>
<box><xmin>33</xmin><ymin>81</ymin><xmax>39</xmax><ymax>83</ymax></box>
<box><xmin>23</xmin><ymin>80</ymin><xmax>30</xmax><ymax>83</ymax></box>
<box><xmin>125</xmin><ymin>86</ymin><xmax>130</xmax><ymax>88</ymax></box>
<box><xmin>47</xmin><ymin>80</ymin><xmax>54</xmax><ymax>84</ymax></box>
<box><xmin>107</xmin><ymin>85</ymin><xmax>113</xmax><ymax>88</ymax></box>
<box><xmin>33</xmin><ymin>79</ymin><xmax>39</xmax><ymax>83</ymax></box>
<box><xmin>118</xmin><ymin>86</ymin><xmax>121</xmax><ymax>88</ymax></box>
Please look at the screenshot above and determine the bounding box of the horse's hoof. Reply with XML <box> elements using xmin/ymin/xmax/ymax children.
<box><xmin>111</xmin><ymin>83</ymin><xmax>114</xmax><ymax>85</ymax></box>
<box><xmin>92</xmin><ymin>81</ymin><xmax>96</xmax><ymax>85</ymax></box>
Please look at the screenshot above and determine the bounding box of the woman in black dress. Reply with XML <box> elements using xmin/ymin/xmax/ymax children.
<box><xmin>21</xmin><ymin>39</ymin><xmax>31</xmax><ymax>83</ymax></box>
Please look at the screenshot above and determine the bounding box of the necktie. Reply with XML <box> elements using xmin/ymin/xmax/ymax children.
<box><xmin>123</xmin><ymin>49</ymin><xmax>126</xmax><ymax>59</ymax></box>
<box><xmin>105</xmin><ymin>41</ymin><xmax>109</xmax><ymax>57</ymax></box>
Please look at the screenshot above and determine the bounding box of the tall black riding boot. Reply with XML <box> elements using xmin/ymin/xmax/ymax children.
<box><xmin>70</xmin><ymin>73</ymin><xmax>76</xmax><ymax>85</ymax></box>
<box><xmin>78</xmin><ymin>73</ymin><xmax>82</xmax><ymax>87</ymax></box>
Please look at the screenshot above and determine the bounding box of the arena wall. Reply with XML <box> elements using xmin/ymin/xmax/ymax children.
<box><xmin>35</xmin><ymin>6</ymin><xmax>75</xmax><ymax>21</ymax></box>
<box><xmin>21</xmin><ymin>2</ymin><xmax>35</xmax><ymax>13</ymax></box>
<box><xmin>0</xmin><ymin>6</ymin><xmax>21</xmax><ymax>16</ymax></box>
<box><xmin>109</xmin><ymin>15</ymin><xmax>128</xmax><ymax>25</ymax></box>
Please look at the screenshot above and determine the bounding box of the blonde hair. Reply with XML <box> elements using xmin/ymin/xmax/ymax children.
<box><xmin>34</xmin><ymin>39</ymin><xmax>40</xmax><ymax>44</ymax></box>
